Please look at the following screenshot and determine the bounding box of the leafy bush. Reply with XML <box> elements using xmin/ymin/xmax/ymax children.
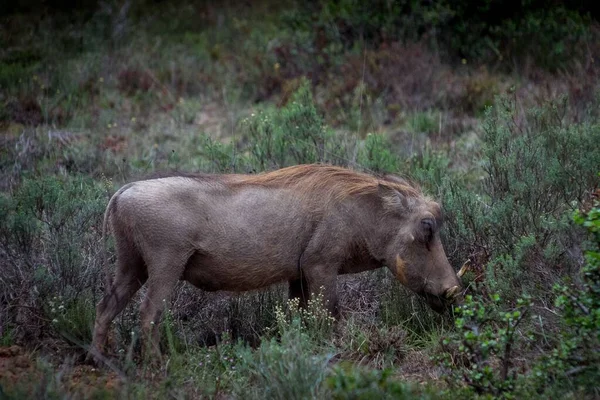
<box><xmin>243</xmin><ymin>79</ymin><xmax>343</xmax><ymax>170</ymax></box>
<box><xmin>240</xmin><ymin>79</ymin><xmax>401</xmax><ymax>174</ymax></box>
<box><xmin>301</xmin><ymin>0</ymin><xmax>594</xmax><ymax>70</ymax></box>
<box><xmin>47</xmin><ymin>295</ymin><xmax>97</xmax><ymax>345</ymax></box>
<box><xmin>437</xmin><ymin>294</ymin><xmax>531</xmax><ymax>398</ymax></box>
<box><xmin>0</xmin><ymin>175</ymin><xmax>105</xmax><ymax>343</ymax></box>
<box><xmin>327</xmin><ymin>364</ymin><xmax>438</xmax><ymax>400</ymax></box>
<box><xmin>356</xmin><ymin>133</ymin><xmax>399</xmax><ymax>173</ymax></box>
<box><xmin>407</xmin><ymin>144</ymin><xmax>451</xmax><ymax>191</ymax></box>
<box><xmin>439</xmin><ymin>95</ymin><xmax>600</xmax><ymax>301</ymax></box>
<box><xmin>440</xmin><ymin>2</ymin><xmax>592</xmax><ymax>70</ymax></box>
<box><xmin>438</xmin><ymin>199</ymin><xmax>600</xmax><ymax>399</ymax></box>
<box><xmin>235</xmin><ymin>323</ymin><xmax>333</xmax><ymax>400</ymax></box>
<box><xmin>534</xmin><ymin>201</ymin><xmax>600</xmax><ymax>395</ymax></box>
<box><xmin>225</xmin><ymin>290</ymin><xmax>336</xmax><ymax>399</ymax></box>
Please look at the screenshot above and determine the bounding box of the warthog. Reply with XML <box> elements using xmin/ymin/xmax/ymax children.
<box><xmin>89</xmin><ymin>164</ymin><xmax>462</xmax><ymax>359</ymax></box>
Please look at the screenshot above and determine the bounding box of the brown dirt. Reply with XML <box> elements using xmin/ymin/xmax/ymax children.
<box><xmin>396</xmin><ymin>350</ymin><xmax>446</xmax><ymax>387</ymax></box>
<box><xmin>0</xmin><ymin>345</ymin><xmax>122</xmax><ymax>398</ymax></box>
<box><xmin>0</xmin><ymin>345</ymin><xmax>37</xmax><ymax>392</ymax></box>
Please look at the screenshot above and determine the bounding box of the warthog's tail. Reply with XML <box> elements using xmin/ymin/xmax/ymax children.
<box><xmin>102</xmin><ymin>194</ymin><xmax>115</xmax><ymax>291</ymax></box>
<box><xmin>102</xmin><ymin>183</ymin><xmax>133</xmax><ymax>291</ymax></box>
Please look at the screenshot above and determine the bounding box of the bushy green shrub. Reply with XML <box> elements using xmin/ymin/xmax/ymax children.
<box><xmin>299</xmin><ymin>0</ymin><xmax>594</xmax><ymax>70</ymax></box>
<box><xmin>235</xmin><ymin>322</ymin><xmax>333</xmax><ymax>400</ymax></box>
<box><xmin>47</xmin><ymin>295</ymin><xmax>97</xmax><ymax>345</ymax></box>
<box><xmin>438</xmin><ymin>199</ymin><xmax>600</xmax><ymax>399</ymax></box>
<box><xmin>437</xmin><ymin>294</ymin><xmax>531</xmax><ymax>399</ymax></box>
<box><xmin>243</xmin><ymin>78</ymin><xmax>342</xmax><ymax>170</ymax></box>
<box><xmin>197</xmin><ymin>135</ymin><xmax>242</xmax><ymax>173</ymax></box>
<box><xmin>407</xmin><ymin>144</ymin><xmax>451</xmax><ymax>191</ymax></box>
<box><xmin>482</xmin><ymin>95</ymin><xmax>598</xmax><ymax>247</ymax></box>
<box><xmin>0</xmin><ymin>175</ymin><xmax>105</xmax><ymax>343</ymax></box>
<box><xmin>327</xmin><ymin>364</ymin><xmax>439</xmax><ymax>400</ymax></box>
<box><xmin>438</xmin><ymin>95</ymin><xmax>600</xmax><ymax>301</ymax></box>
<box><xmin>441</xmin><ymin>2</ymin><xmax>592</xmax><ymax>70</ymax></box>
<box><xmin>239</xmin><ymin>79</ymin><xmax>401</xmax><ymax>174</ymax></box>
<box><xmin>356</xmin><ymin>133</ymin><xmax>399</xmax><ymax>173</ymax></box>
<box><xmin>224</xmin><ymin>289</ymin><xmax>337</xmax><ymax>399</ymax></box>
<box><xmin>533</xmin><ymin>201</ymin><xmax>600</xmax><ymax>395</ymax></box>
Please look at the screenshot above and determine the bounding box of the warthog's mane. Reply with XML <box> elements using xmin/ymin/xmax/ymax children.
<box><xmin>141</xmin><ymin>164</ymin><xmax>425</xmax><ymax>205</ymax></box>
<box><xmin>234</xmin><ymin>164</ymin><xmax>423</xmax><ymax>201</ymax></box>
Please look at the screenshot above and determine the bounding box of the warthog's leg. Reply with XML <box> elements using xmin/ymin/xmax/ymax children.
<box><xmin>302</xmin><ymin>265</ymin><xmax>339</xmax><ymax>318</ymax></box>
<box><xmin>288</xmin><ymin>277</ymin><xmax>310</xmax><ymax>308</ymax></box>
<box><xmin>139</xmin><ymin>256</ymin><xmax>187</xmax><ymax>359</ymax></box>
<box><xmin>89</xmin><ymin>247</ymin><xmax>146</xmax><ymax>361</ymax></box>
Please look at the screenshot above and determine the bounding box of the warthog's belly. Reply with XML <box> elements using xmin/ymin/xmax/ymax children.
<box><xmin>181</xmin><ymin>251</ymin><xmax>297</xmax><ymax>292</ymax></box>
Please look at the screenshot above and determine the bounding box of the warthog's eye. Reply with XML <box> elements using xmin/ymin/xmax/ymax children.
<box><xmin>420</xmin><ymin>218</ymin><xmax>435</xmax><ymax>243</ymax></box>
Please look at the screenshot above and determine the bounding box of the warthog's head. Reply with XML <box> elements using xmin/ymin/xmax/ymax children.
<box><xmin>378</xmin><ymin>184</ymin><xmax>463</xmax><ymax>313</ymax></box>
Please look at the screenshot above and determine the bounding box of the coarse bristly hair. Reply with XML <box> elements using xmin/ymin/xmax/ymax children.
<box><xmin>235</xmin><ymin>164</ymin><xmax>424</xmax><ymax>202</ymax></box>
<box><xmin>139</xmin><ymin>164</ymin><xmax>431</xmax><ymax>212</ymax></box>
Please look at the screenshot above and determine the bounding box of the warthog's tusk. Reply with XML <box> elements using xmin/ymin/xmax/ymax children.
<box><xmin>457</xmin><ymin>260</ymin><xmax>471</xmax><ymax>278</ymax></box>
<box><xmin>445</xmin><ymin>285</ymin><xmax>461</xmax><ymax>299</ymax></box>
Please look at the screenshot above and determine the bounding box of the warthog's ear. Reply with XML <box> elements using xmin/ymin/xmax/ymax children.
<box><xmin>378</xmin><ymin>184</ymin><xmax>411</xmax><ymax>213</ymax></box>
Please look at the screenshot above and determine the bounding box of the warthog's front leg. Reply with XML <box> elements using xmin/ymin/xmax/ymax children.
<box><xmin>302</xmin><ymin>265</ymin><xmax>339</xmax><ymax>318</ymax></box>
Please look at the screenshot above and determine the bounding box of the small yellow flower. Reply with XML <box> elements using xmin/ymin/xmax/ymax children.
<box><xmin>461</xmin><ymin>58</ymin><xmax>467</xmax><ymax>65</ymax></box>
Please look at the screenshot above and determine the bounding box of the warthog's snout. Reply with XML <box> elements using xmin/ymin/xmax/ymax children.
<box><xmin>437</xmin><ymin>262</ymin><xmax>469</xmax><ymax>310</ymax></box>
<box><xmin>423</xmin><ymin>285</ymin><xmax>463</xmax><ymax>314</ymax></box>
<box><xmin>444</xmin><ymin>285</ymin><xmax>461</xmax><ymax>301</ymax></box>
<box><xmin>396</xmin><ymin>253</ymin><xmax>464</xmax><ymax>313</ymax></box>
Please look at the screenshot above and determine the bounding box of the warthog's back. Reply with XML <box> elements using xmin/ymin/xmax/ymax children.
<box><xmin>112</xmin><ymin>176</ymin><xmax>324</xmax><ymax>291</ymax></box>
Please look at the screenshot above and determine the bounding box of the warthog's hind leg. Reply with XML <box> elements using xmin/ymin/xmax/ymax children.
<box><xmin>89</xmin><ymin>248</ymin><xmax>147</xmax><ymax>362</ymax></box>
<box><xmin>139</xmin><ymin>256</ymin><xmax>187</xmax><ymax>360</ymax></box>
